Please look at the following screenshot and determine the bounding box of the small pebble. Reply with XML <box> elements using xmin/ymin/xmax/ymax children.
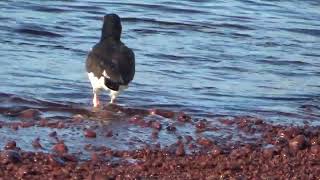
<box><xmin>289</xmin><ymin>135</ymin><xmax>307</xmax><ymax>151</ymax></box>
<box><xmin>32</xmin><ymin>138</ymin><xmax>43</xmax><ymax>149</ymax></box>
<box><xmin>0</xmin><ymin>150</ymin><xmax>21</xmax><ymax>164</ymax></box>
<box><xmin>84</xmin><ymin>129</ymin><xmax>97</xmax><ymax>138</ymax></box>
<box><xmin>53</xmin><ymin>143</ymin><xmax>68</xmax><ymax>154</ymax></box>
<box><xmin>5</xmin><ymin>140</ymin><xmax>17</xmax><ymax>150</ymax></box>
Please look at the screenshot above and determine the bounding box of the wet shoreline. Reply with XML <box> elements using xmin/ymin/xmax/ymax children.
<box><xmin>0</xmin><ymin>94</ymin><xmax>319</xmax><ymax>178</ymax></box>
<box><xmin>0</xmin><ymin>117</ymin><xmax>319</xmax><ymax>179</ymax></box>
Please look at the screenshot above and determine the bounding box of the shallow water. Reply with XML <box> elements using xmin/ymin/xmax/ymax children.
<box><xmin>0</xmin><ymin>0</ymin><xmax>320</xmax><ymax>156</ymax></box>
<box><xmin>1</xmin><ymin>0</ymin><xmax>320</xmax><ymax>122</ymax></box>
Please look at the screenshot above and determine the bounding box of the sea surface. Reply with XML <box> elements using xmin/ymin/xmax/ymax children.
<box><xmin>0</xmin><ymin>0</ymin><xmax>320</xmax><ymax>150</ymax></box>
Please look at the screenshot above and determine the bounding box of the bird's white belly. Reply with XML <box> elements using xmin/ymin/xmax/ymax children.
<box><xmin>87</xmin><ymin>72</ymin><xmax>128</xmax><ymax>92</ymax></box>
<box><xmin>88</xmin><ymin>72</ymin><xmax>105</xmax><ymax>91</ymax></box>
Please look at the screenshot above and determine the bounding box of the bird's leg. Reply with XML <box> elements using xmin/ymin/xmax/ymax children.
<box><xmin>93</xmin><ymin>92</ymin><xmax>100</xmax><ymax>107</ymax></box>
<box><xmin>109</xmin><ymin>90</ymin><xmax>119</xmax><ymax>104</ymax></box>
<box><xmin>110</xmin><ymin>95</ymin><xmax>116</xmax><ymax>104</ymax></box>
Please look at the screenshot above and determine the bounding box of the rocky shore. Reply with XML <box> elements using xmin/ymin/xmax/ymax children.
<box><xmin>0</xmin><ymin>105</ymin><xmax>319</xmax><ymax>179</ymax></box>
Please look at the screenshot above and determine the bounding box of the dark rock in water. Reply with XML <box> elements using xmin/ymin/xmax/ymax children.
<box><xmin>5</xmin><ymin>140</ymin><xmax>17</xmax><ymax>150</ymax></box>
<box><xmin>61</xmin><ymin>154</ymin><xmax>78</xmax><ymax>162</ymax></box>
<box><xmin>175</xmin><ymin>143</ymin><xmax>185</xmax><ymax>156</ymax></box>
<box><xmin>32</xmin><ymin>138</ymin><xmax>43</xmax><ymax>149</ymax></box>
<box><xmin>151</xmin><ymin>121</ymin><xmax>162</xmax><ymax>130</ymax></box>
<box><xmin>177</xmin><ymin>112</ymin><xmax>191</xmax><ymax>122</ymax></box>
<box><xmin>184</xmin><ymin>135</ymin><xmax>193</xmax><ymax>144</ymax></box>
<box><xmin>57</xmin><ymin>121</ymin><xmax>65</xmax><ymax>129</ymax></box>
<box><xmin>219</xmin><ymin>118</ymin><xmax>235</xmax><ymax>125</ymax></box>
<box><xmin>196</xmin><ymin>120</ymin><xmax>207</xmax><ymax>130</ymax></box>
<box><xmin>129</xmin><ymin>115</ymin><xmax>143</xmax><ymax>124</ymax></box>
<box><xmin>149</xmin><ymin>109</ymin><xmax>175</xmax><ymax>119</ymax></box>
<box><xmin>105</xmin><ymin>130</ymin><xmax>113</xmax><ymax>137</ymax></box>
<box><xmin>151</xmin><ymin>130</ymin><xmax>159</xmax><ymax>139</ymax></box>
<box><xmin>289</xmin><ymin>135</ymin><xmax>307</xmax><ymax>151</ymax></box>
<box><xmin>91</xmin><ymin>153</ymin><xmax>99</xmax><ymax>163</ymax></box>
<box><xmin>38</xmin><ymin>118</ymin><xmax>48</xmax><ymax>127</ymax></box>
<box><xmin>52</xmin><ymin>142</ymin><xmax>68</xmax><ymax>154</ymax></box>
<box><xmin>84</xmin><ymin>129</ymin><xmax>97</xmax><ymax>138</ymax></box>
<box><xmin>11</xmin><ymin>123</ymin><xmax>19</xmax><ymax>131</ymax></box>
<box><xmin>21</xmin><ymin>121</ymin><xmax>35</xmax><ymax>128</ymax></box>
<box><xmin>18</xmin><ymin>109</ymin><xmax>41</xmax><ymax>119</ymax></box>
<box><xmin>196</xmin><ymin>137</ymin><xmax>213</xmax><ymax>147</ymax></box>
<box><xmin>1</xmin><ymin>150</ymin><xmax>22</xmax><ymax>164</ymax></box>
<box><xmin>166</xmin><ymin>125</ymin><xmax>176</xmax><ymax>132</ymax></box>
<box><xmin>49</xmin><ymin>131</ymin><xmax>57</xmax><ymax>137</ymax></box>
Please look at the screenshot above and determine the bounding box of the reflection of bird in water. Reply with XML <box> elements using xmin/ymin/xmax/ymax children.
<box><xmin>86</xmin><ymin>14</ymin><xmax>135</xmax><ymax>107</ymax></box>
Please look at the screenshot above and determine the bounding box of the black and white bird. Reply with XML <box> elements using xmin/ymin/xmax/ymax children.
<box><xmin>86</xmin><ymin>14</ymin><xmax>135</xmax><ymax>107</ymax></box>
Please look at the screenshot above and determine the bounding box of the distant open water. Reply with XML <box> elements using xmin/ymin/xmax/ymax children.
<box><xmin>0</xmin><ymin>0</ymin><xmax>320</xmax><ymax>124</ymax></box>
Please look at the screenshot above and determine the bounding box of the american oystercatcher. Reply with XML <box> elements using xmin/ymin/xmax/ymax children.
<box><xmin>86</xmin><ymin>14</ymin><xmax>135</xmax><ymax>107</ymax></box>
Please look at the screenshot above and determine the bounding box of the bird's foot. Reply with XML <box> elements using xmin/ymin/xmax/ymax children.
<box><xmin>110</xmin><ymin>97</ymin><xmax>116</xmax><ymax>104</ymax></box>
<box><xmin>93</xmin><ymin>96</ymin><xmax>100</xmax><ymax>107</ymax></box>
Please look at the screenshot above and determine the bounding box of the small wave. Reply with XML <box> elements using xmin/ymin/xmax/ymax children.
<box><xmin>30</xmin><ymin>5</ymin><xmax>67</xmax><ymax>13</ymax></box>
<box><xmin>16</xmin><ymin>28</ymin><xmax>63</xmax><ymax>38</ymax></box>
<box><xmin>259</xmin><ymin>59</ymin><xmax>311</xmax><ymax>66</ymax></box>
<box><xmin>102</xmin><ymin>2</ymin><xmax>206</xmax><ymax>14</ymax></box>
<box><xmin>280</xmin><ymin>28</ymin><xmax>320</xmax><ymax>37</ymax></box>
<box><xmin>218</xmin><ymin>23</ymin><xmax>255</xmax><ymax>30</ymax></box>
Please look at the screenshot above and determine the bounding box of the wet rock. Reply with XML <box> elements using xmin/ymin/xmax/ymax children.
<box><xmin>149</xmin><ymin>109</ymin><xmax>175</xmax><ymax>119</ymax></box>
<box><xmin>310</xmin><ymin>145</ymin><xmax>320</xmax><ymax>155</ymax></box>
<box><xmin>289</xmin><ymin>135</ymin><xmax>307</xmax><ymax>151</ymax></box>
<box><xmin>72</xmin><ymin>114</ymin><xmax>84</xmax><ymax>122</ymax></box>
<box><xmin>196</xmin><ymin>137</ymin><xmax>214</xmax><ymax>147</ymax></box>
<box><xmin>91</xmin><ymin>153</ymin><xmax>100</xmax><ymax>163</ymax></box>
<box><xmin>39</xmin><ymin>118</ymin><xmax>48</xmax><ymax>127</ymax></box>
<box><xmin>52</xmin><ymin>142</ymin><xmax>68</xmax><ymax>154</ymax></box>
<box><xmin>184</xmin><ymin>135</ymin><xmax>193</xmax><ymax>144</ymax></box>
<box><xmin>17</xmin><ymin>165</ymin><xmax>29</xmax><ymax>178</ymax></box>
<box><xmin>310</xmin><ymin>137</ymin><xmax>319</xmax><ymax>145</ymax></box>
<box><xmin>5</xmin><ymin>140</ymin><xmax>17</xmax><ymax>150</ymax></box>
<box><xmin>263</xmin><ymin>147</ymin><xmax>277</xmax><ymax>159</ymax></box>
<box><xmin>21</xmin><ymin>121</ymin><xmax>35</xmax><ymax>128</ymax></box>
<box><xmin>151</xmin><ymin>130</ymin><xmax>159</xmax><ymax>139</ymax></box>
<box><xmin>151</xmin><ymin>121</ymin><xmax>162</xmax><ymax>130</ymax></box>
<box><xmin>49</xmin><ymin>155</ymin><xmax>65</xmax><ymax>167</ymax></box>
<box><xmin>166</xmin><ymin>125</ymin><xmax>176</xmax><ymax>132</ymax></box>
<box><xmin>49</xmin><ymin>131</ymin><xmax>57</xmax><ymax>137</ymax></box>
<box><xmin>211</xmin><ymin>146</ymin><xmax>222</xmax><ymax>156</ymax></box>
<box><xmin>196</xmin><ymin>120</ymin><xmax>207</xmax><ymax>131</ymax></box>
<box><xmin>84</xmin><ymin>129</ymin><xmax>97</xmax><ymax>138</ymax></box>
<box><xmin>1</xmin><ymin>150</ymin><xmax>21</xmax><ymax>164</ymax></box>
<box><xmin>230</xmin><ymin>147</ymin><xmax>251</xmax><ymax>158</ymax></box>
<box><xmin>277</xmin><ymin>129</ymin><xmax>291</xmax><ymax>139</ymax></box>
<box><xmin>106</xmin><ymin>130</ymin><xmax>113</xmax><ymax>137</ymax></box>
<box><xmin>177</xmin><ymin>112</ymin><xmax>191</xmax><ymax>122</ymax></box>
<box><xmin>18</xmin><ymin>109</ymin><xmax>41</xmax><ymax>119</ymax></box>
<box><xmin>281</xmin><ymin>147</ymin><xmax>292</xmax><ymax>158</ymax></box>
<box><xmin>11</xmin><ymin>123</ymin><xmax>19</xmax><ymax>131</ymax></box>
<box><xmin>62</xmin><ymin>154</ymin><xmax>78</xmax><ymax>162</ymax></box>
<box><xmin>32</xmin><ymin>138</ymin><xmax>43</xmax><ymax>149</ymax></box>
<box><xmin>129</xmin><ymin>115</ymin><xmax>143</xmax><ymax>124</ymax></box>
<box><xmin>219</xmin><ymin>119</ymin><xmax>235</xmax><ymax>125</ymax></box>
<box><xmin>175</xmin><ymin>143</ymin><xmax>185</xmax><ymax>156</ymax></box>
<box><xmin>57</xmin><ymin>121</ymin><xmax>65</xmax><ymax>129</ymax></box>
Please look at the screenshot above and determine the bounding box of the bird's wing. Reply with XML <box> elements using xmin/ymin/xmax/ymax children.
<box><xmin>117</xmin><ymin>46</ymin><xmax>135</xmax><ymax>85</ymax></box>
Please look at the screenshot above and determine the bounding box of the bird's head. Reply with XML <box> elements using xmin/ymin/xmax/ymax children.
<box><xmin>101</xmin><ymin>14</ymin><xmax>122</xmax><ymax>41</ymax></box>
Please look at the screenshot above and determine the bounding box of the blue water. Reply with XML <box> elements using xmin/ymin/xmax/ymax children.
<box><xmin>0</xmin><ymin>0</ymin><xmax>320</xmax><ymax>124</ymax></box>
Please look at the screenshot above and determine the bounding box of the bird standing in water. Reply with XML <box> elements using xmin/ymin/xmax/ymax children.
<box><xmin>86</xmin><ymin>14</ymin><xmax>135</xmax><ymax>107</ymax></box>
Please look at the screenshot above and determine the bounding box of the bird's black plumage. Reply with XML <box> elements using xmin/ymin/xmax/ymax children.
<box><xmin>86</xmin><ymin>14</ymin><xmax>135</xmax><ymax>91</ymax></box>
